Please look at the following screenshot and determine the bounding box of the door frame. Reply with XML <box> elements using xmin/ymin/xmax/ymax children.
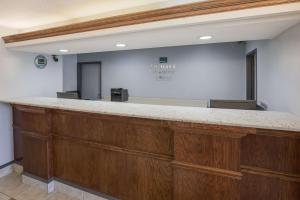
<box><xmin>246</xmin><ymin>49</ymin><xmax>257</xmax><ymax>101</ymax></box>
<box><xmin>77</xmin><ymin>62</ymin><xmax>102</xmax><ymax>99</ymax></box>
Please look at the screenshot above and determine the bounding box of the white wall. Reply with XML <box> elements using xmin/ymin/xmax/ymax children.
<box><xmin>0</xmin><ymin>39</ymin><xmax>63</xmax><ymax>166</ymax></box>
<box><xmin>75</xmin><ymin>43</ymin><xmax>246</xmax><ymax>100</ymax></box>
<box><xmin>246</xmin><ymin>22</ymin><xmax>300</xmax><ymax>115</ymax></box>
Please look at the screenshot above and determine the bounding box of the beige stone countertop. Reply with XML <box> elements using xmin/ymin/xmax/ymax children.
<box><xmin>1</xmin><ymin>97</ymin><xmax>300</xmax><ymax>132</ymax></box>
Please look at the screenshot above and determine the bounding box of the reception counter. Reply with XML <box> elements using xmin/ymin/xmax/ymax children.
<box><xmin>1</xmin><ymin>97</ymin><xmax>300</xmax><ymax>200</ymax></box>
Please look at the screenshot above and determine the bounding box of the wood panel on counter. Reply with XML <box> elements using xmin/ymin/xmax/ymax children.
<box><xmin>172</xmin><ymin>124</ymin><xmax>245</xmax><ymax>200</ymax></box>
<box><xmin>12</xmin><ymin>105</ymin><xmax>300</xmax><ymax>199</ymax></box>
<box><xmin>53</xmin><ymin>137</ymin><xmax>173</xmax><ymax>200</ymax></box>
<box><xmin>174</xmin><ymin>168</ymin><xmax>241</xmax><ymax>200</ymax></box>
<box><xmin>52</xmin><ymin>110</ymin><xmax>173</xmax><ymax>200</ymax></box>
<box><xmin>51</xmin><ymin>110</ymin><xmax>174</xmax><ymax>157</ymax></box>
<box><xmin>241</xmin><ymin>129</ymin><xmax>300</xmax><ymax>199</ymax></box>
<box><xmin>3</xmin><ymin>0</ymin><xmax>300</xmax><ymax>43</ymax></box>
<box><xmin>13</xmin><ymin>105</ymin><xmax>53</xmax><ymax>180</ymax></box>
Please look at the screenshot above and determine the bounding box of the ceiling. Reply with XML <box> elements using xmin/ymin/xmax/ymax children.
<box><xmin>0</xmin><ymin>0</ymin><xmax>202</xmax><ymax>32</ymax></box>
<box><xmin>8</xmin><ymin>16</ymin><xmax>300</xmax><ymax>55</ymax></box>
<box><xmin>6</xmin><ymin>2</ymin><xmax>300</xmax><ymax>55</ymax></box>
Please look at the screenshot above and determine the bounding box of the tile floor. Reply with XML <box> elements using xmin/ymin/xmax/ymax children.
<box><xmin>0</xmin><ymin>173</ymin><xmax>80</xmax><ymax>200</ymax></box>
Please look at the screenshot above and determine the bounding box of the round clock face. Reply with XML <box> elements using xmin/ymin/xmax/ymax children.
<box><xmin>34</xmin><ymin>55</ymin><xmax>47</xmax><ymax>69</ymax></box>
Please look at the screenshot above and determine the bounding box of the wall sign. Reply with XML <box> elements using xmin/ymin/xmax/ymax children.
<box><xmin>150</xmin><ymin>57</ymin><xmax>176</xmax><ymax>81</ymax></box>
<box><xmin>159</xmin><ymin>57</ymin><xmax>168</xmax><ymax>63</ymax></box>
<box><xmin>34</xmin><ymin>55</ymin><xmax>47</xmax><ymax>69</ymax></box>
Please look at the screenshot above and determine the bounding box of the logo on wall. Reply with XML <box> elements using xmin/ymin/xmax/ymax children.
<box><xmin>150</xmin><ymin>57</ymin><xmax>176</xmax><ymax>81</ymax></box>
<box><xmin>34</xmin><ymin>55</ymin><xmax>47</xmax><ymax>69</ymax></box>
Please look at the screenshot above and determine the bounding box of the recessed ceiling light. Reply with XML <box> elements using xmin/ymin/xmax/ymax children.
<box><xmin>116</xmin><ymin>43</ymin><xmax>126</xmax><ymax>48</ymax></box>
<box><xmin>59</xmin><ymin>49</ymin><xmax>69</xmax><ymax>52</ymax></box>
<box><xmin>199</xmin><ymin>36</ymin><xmax>212</xmax><ymax>40</ymax></box>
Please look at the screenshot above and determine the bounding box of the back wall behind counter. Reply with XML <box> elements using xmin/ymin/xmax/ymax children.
<box><xmin>63</xmin><ymin>42</ymin><xmax>246</xmax><ymax>100</ymax></box>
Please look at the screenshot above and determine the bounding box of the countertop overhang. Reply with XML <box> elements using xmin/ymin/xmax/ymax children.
<box><xmin>1</xmin><ymin>97</ymin><xmax>300</xmax><ymax>132</ymax></box>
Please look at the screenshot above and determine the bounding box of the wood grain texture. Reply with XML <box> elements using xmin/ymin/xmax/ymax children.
<box><xmin>241</xmin><ymin>165</ymin><xmax>300</xmax><ymax>183</ymax></box>
<box><xmin>171</xmin><ymin>121</ymin><xmax>254</xmax><ymax>137</ymax></box>
<box><xmin>174</xmin><ymin>167</ymin><xmax>240</xmax><ymax>200</ymax></box>
<box><xmin>53</xmin><ymin>136</ymin><xmax>173</xmax><ymax>200</ymax></box>
<box><xmin>13</xmin><ymin>127</ymin><xmax>23</xmax><ymax>163</ymax></box>
<box><xmin>172</xmin><ymin>126</ymin><xmax>243</xmax><ymax>199</ymax></box>
<box><xmin>11</xmin><ymin>104</ymin><xmax>300</xmax><ymax>200</ymax></box>
<box><xmin>172</xmin><ymin>161</ymin><xmax>242</xmax><ymax>180</ymax></box>
<box><xmin>174</xmin><ymin>129</ymin><xmax>241</xmax><ymax>171</ymax></box>
<box><xmin>13</xmin><ymin>106</ymin><xmax>53</xmax><ymax>180</ymax></box>
<box><xmin>241</xmin><ymin>129</ymin><xmax>300</xmax><ymax>200</ymax></box>
<box><xmin>241</xmin><ymin>130</ymin><xmax>300</xmax><ymax>174</ymax></box>
<box><xmin>3</xmin><ymin>0</ymin><xmax>300</xmax><ymax>43</ymax></box>
<box><xmin>241</xmin><ymin>171</ymin><xmax>300</xmax><ymax>200</ymax></box>
<box><xmin>21</xmin><ymin>131</ymin><xmax>53</xmax><ymax>180</ymax></box>
<box><xmin>52</xmin><ymin>110</ymin><xmax>173</xmax><ymax>157</ymax></box>
<box><xmin>13</xmin><ymin>106</ymin><xmax>50</xmax><ymax>134</ymax></box>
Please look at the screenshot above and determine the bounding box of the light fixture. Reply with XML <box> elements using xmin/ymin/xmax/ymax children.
<box><xmin>199</xmin><ymin>36</ymin><xmax>212</xmax><ymax>40</ymax></box>
<box><xmin>59</xmin><ymin>49</ymin><xmax>69</xmax><ymax>53</ymax></box>
<box><xmin>116</xmin><ymin>43</ymin><xmax>126</xmax><ymax>48</ymax></box>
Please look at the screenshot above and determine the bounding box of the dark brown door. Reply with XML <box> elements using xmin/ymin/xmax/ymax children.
<box><xmin>246</xmin><ymin>49</ymin><xmax>257</xmax><ymax>100</ymax></box>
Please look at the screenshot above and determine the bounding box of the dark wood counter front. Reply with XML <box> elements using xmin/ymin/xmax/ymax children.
<box><xmin>12</xmin><ymin>105</ymin><xmax>300</xmax><ymax>200</ymax></box>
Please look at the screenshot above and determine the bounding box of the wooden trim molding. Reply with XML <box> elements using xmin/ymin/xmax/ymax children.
<box><xmin>2</xmin><ymin>0</ymin><xmax>300</xmax><ymax>43</ymax></box>
<box><xmin>53</xmin><ymin>134</ymin><xmax>173</xmax><ymax>161</ymax></box>
<box><xmin>255</xmin><ymin>128</ymin><xmax>300</xmax><ymax>138</ymax></box>
<box><xmin>53</xmin><ymin>109</ymin><xmax>170</xmax><ymax>127</ymax></box>
<box><xmin>241</xmin><ymin>165</ymin><xmax>300</xmax><ymax>183</ymax></box>
<box><xmin>173</xmin><ymin>125</ymin><xmax>250</xmax><ymax>138</ymax></box>
<box><xmin>172</xmin><ymin>161</ymin><xmax>242</xmax><ymax>180</ymax></box>
<box><xmin>14</xmin><ymin>105</ymin><xmax>47</xmax><ymax>114</ymax></box>
<box><xmin>20</xmin><ymin>130</ymin><xmax>52</xmax><ymax>141</ymax></box>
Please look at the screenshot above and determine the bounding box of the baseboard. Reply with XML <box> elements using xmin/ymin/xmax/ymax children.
<box><xmin>22</xmin><ymin>174</ymin><xmax>54</xmax><ymax>193</ymax></box>
<box><xmin>0</xmin><ymin>161</ymin><xmax>14</xmax><ymax>169</ymax></box>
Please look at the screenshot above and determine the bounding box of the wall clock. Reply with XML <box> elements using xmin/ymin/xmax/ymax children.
<box><xmin>34</xmin><ymin>55</ymin><xmax>47</xmax><ymax>69</ymax></box>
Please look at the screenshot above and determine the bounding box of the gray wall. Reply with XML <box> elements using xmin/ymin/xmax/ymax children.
<box><xmin>246</xmin><ymin>22</ymin><xmax>300</xmax><ymax>115</ymax></box>
<box><xmin>0</xmin><ymin>40</ymin><xmax>63</xmax><ymax>166</ymax></box>
<box><xmin>73</xmin><ymin>42</ymin><xmax>246</xmax><ymax>100</ymax></box>
<box><xmin>63</xmin><ymin>54</ymin><xmax>77</xmax><ymax>91</ymax></box>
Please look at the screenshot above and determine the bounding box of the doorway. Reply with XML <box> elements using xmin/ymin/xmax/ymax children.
<box><xmin>77</xmin><ymin>62</ymin><xmax>102</xmax><ymax>100</ymax></box>
<box><xmin>246</xmin><ymin>49</ymin><xmax>257</xmax><ymax>100</ymax></box>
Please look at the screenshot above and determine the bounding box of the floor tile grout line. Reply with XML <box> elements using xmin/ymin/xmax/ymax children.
<box><xmin>0</xmin><ymin>191</ymin><xmax>11</xmax><ymax>199</ymax></box>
